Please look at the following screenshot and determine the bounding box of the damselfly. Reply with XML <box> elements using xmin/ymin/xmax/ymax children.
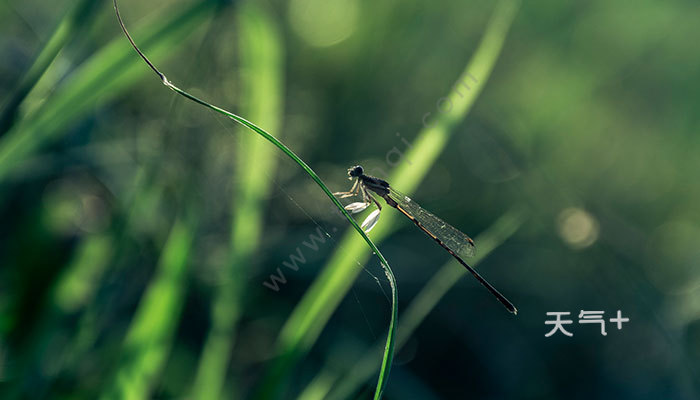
<box><xmin>335</xmin><ymin>165</ymin><xmax>517</xmax><ymax>314</ymax></box>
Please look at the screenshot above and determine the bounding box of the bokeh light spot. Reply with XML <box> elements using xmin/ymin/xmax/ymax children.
<box><xmin>557</xmin><ymin>207</ymin><xmax>600</xmax><ymax>249</ymax></box>
<box><xmin>289</xmin><ymin>0</ymin><xmax>359</xmax><ymax>47</ymax></box>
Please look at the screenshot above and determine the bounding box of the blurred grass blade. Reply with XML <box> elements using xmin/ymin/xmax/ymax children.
<box><xmin>190</xmin><ymin>2</ymin><xmax>284</xmax><ymax>399</ymax></box>
<box><xmin>99</xmin><ymin>215</ymin><xmax>196</xmax><ymax>400</ymax></box>
<box><xmin>0</xmin><ymin>0</ymin><xmax>218</xmax><ymax>182</ymax></box>
<box><xmin>0</xmin><ymin>233</ymin><xmax>114</xmax><ymax>399</ymax></box>
<box><xmin>111</xmin><ymin>1</ymin><xmax>398</xmax><ymax>398</ymax></box>
<box><xmin>255</xmin><ymin>0</ymin><xmax>520</xmax><ymax>397</ymax></box>
<box><xmin>321</xmin><ymin>207</ymin><xmax>526</xmax><ymax>400</ymax></box>
<box><xmin>53</xmin><ymin>233</ymin><xmax>114</xmax><ymax>313</ymax></box>
<box><xmin>35</xmin><ymin>164</ymin><xmax>167</xmax><ymax>394</ymax></box>
<box><xmin>0</xmin><ymin>0</ymin><xmax>102</xmax><ymax>135</ymax></box>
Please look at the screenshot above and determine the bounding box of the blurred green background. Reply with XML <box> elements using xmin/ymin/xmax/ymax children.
<box><xmin>2</xmin><ymin>0</ymin><xmax>700</xmax><ymax>398</ymax></box>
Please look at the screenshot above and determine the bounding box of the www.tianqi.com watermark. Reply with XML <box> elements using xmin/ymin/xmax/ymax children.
<box><xmin>262</xmin><ymin>226</ymin><xmax>332</xmax><ymax>291</ymax></box>
<box><xmin>262</xmin><ymin>73</ymin><xmax>479</xmax><ymax>291</ymax></box>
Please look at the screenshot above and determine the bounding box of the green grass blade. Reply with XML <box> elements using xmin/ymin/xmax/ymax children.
<box><xmin>323</xmin><ymin>206</ymin><xmax>526</xmax><ymax>400</ymax></box>
<box><xmin>99</xmin><ymin>215</ymin><xmax>196</xmax><ymax>400</ymax></box>
<box><xmin>0</xmin><ymin>0</ymin><xmax>102</xmax><ymax>135</ymax></box>
<box><xmin>166</xmin><ymin>32</ymin><xmax>399</xmax><ymax>400</ymax></box>
<box><xmin>0</xmin><ymin>233</ymin><xmax>114</xmax><ymax>399</ymax></box>
<box><xmin>190</xmin><ymin>2</ymin><xmax>284</xmax><ymax>399</ymax></box>
<box><xmin>111</xmin><ymin>1</ymin><xmax>398</xmax><ymax>398</ymax></box>
<box><xmin>257</xmin><ymin>0</ymin><xmax>520</xmax><ymax>397</ymax></box>
<box><xmin>0</xmin><ymin>0</ymin><xmax>218</xmax><ymax>182</ymax></box>
<box><xmin>373</xmin><ymin>269</ymin><xmax>398</xmax><ymax>399</ymax></box>
<box><xmin>52</xmin><ymin>233</ymin><xmax>114</xmax><ymax>313</ymax></box>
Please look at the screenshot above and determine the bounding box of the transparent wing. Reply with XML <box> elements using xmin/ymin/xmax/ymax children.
<box><xmin>389</xmin><ymin>187</ymin><xmax>476</xmax><ymax>258</ymax></box>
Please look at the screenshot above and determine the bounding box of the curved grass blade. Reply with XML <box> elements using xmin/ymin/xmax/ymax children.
<box><xmin>255</xmin><ymin>0</ymin><xmax>520</xmax><ymax>398</ymax></box>
<box><xmin>322</xmin><ymin>207</ymin><xmax>526</xmax><ymax>400</ymax></box>
<box><xmin>112</xmin><ymin>1</ymin><xmax>398</xmax><ymax>398</ymax></box>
